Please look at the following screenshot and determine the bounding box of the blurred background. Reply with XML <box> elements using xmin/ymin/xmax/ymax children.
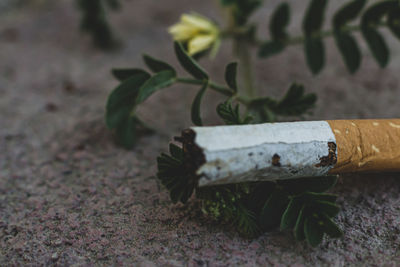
<box><xmin>1</xmin><ymin>0</ymin><xmax>400</xmax><ymax>142</ymax></box>
<box><xmin>1</xmin><ymin>0</ymin><xmax>399</xmax><ymax>265</ymax></box>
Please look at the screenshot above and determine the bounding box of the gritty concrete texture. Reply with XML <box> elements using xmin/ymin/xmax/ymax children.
<box><xmin>0</xmin><ymin>0</ymin><xmax>400</xmax><ymax>265</ymax></box>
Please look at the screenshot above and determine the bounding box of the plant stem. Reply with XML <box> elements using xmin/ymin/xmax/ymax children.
<box><xmin>234</xmin><ymin>38</ymin><xmax>256</xmax><ymax>98</ymax></box>
<box><xmin>176</xmin><ymin>77</ymin><xmax>251</xmax><ymax>105</ymax></box>
<box><xmin>285</xmin><ymin>25</ymin><xmax>362</xmax><ymax>45</ymax></box>
<box><xmin>223</xmin><ymin>8</ymin><xmax>256</xmax><ymax>98</ymax></box>
<box><xmin>176</xmin><ymin>78</ymin><xmax>232</xmax><ymax>96</ymax></box>
<box><xmin>224</xmin><ymin>22</ymin><xmax>388</xmax><ymax>47</ymax></box>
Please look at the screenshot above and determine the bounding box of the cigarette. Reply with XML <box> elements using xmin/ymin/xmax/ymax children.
<box><xmin>179</xmin><ymin>119</ymin><xmax>400</xmax><ymax>187</ymax></box>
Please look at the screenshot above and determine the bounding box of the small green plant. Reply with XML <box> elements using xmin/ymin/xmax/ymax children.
<box><xmin>105</xmin><ymin>0</ymin><xmax>400</xmax><ymax>247</ymax></box>
<box><xmin>106</xmin><ymin>41</ymin><xmax>316</xmax><ymax>147</ymax></box>
<box><xmin>157</xmin><ymin>144</ymin><xmax>342</xmax><ymax>246</ymax></box>
<box><xmin>76</xmin><ymin>0</ymin><xmax>120</xmax><ymax>50</ymax></box>
<box><xmin>258</xmin><ymin>0</ymin><xmax>400</xmax><ymax>73</ymax></box>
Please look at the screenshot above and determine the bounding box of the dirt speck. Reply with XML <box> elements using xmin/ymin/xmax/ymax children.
<box><xmin>272</xmin><ymin>154</ymin><xmax>281</xmax><ymax>167</ymax></box>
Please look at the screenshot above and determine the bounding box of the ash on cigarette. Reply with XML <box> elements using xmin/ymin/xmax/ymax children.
<box><xmin>316</xmin><ymin>142</ymin><xmax>337</xmax><ymax>167</ymax></box>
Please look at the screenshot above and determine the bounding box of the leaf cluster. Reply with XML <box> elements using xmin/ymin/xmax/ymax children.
<box><xmin>218</xmin><ymin>62</ymin><xmax>316</xmax><ymax>125</ymax></box>
<box><xmin>106</xmin><ymin>43</ymin><xmax>190</xmax><ymax>148</ymax></box>
<box><xmin>106</xmin><ymin>57</ymin><xmax>176</xmax><ymax>148</ymax></box>
<box><xmin>76</xmin><ymin>0</ymin><xmax>120</xmax><ymax>50</ymax></box>
<box><xmin>157</xmin><ymin>145</ymin><xmax>342</xmax><ymax>247</ymax></box>
<box><xmin>247</xmin><ymin>83</ymin><xmax>316</xmax><ymax>123</ymax></box>
<box><xmin>216</xmin><ymin>101</ymin><xmax>253</xmax><ymax>125</ymax></box>
<box><xmin>106</xmin><ymin>42</ymin><xmax>317</xmax><ymax>147</ymax></box>
<box><xmin>197</xmin><ymin>183</ymin><xmax>260</xmax><ymax>237</ymax></box>
<box><xmin>157</xmin><ymin>144</ymin><xmax>196</xmax><ymax>203</ymax></box>
<box><xmin>259</xmin><ymin>0</ymin><xmax>400</xmax><ymax>74</ymax></box>
<box><xmin>260</xmin><ymin>176</ymin><xmax>342</xmax><ymax>247</ymax></box>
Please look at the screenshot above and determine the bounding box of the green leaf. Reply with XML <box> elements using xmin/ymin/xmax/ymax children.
<box><xmin>303</xmin><ymin>0</ymin><xmax>328</xmax><ymax>35</ymax></box>
<box><xmin>111</xmin><ymin>68</ymin><xmax>149</xmax><ymax>82</ymax></box>
<box><xmin>361</xmin><ymin>0</ymin><xmax>398</xmax><ymax>68</ymax></box>
<box><xmin>388</xmin><ymin>7</ymin><xmax>400</xmax><ymax>40</ymax></box>
<box><xmin>217</xmin><ymin>101</ymin><xmax>252</xmax><ymax>125</ymax></box>
<box><xmin>280</xmin><ymin>198</ymin><xmax>303</xmax><ymax>230</ymax></box>
<box><xmin>143</xmin><ymin>54</ymin><xmax>175</xmax><ymax>73</ymax></box>
<box><xmin>246</xmin><ymin>182</ymin><xmax>276</xmax><ymax>213</ymax></box>
<box><xmin>115</xmin><ymin>116</ymin><xmax>138</xmax><ymax>148</ymax></box>
<box><xmin>157</xmin><ymin>152</ymin><xmax>195</xmax><ymax>204</ymax></box>
<box><xmin>304</xmin><ymin>37</ymin><xmax>325</xmax><ymax>75</ymax></box>
<box><xmin>197</xmin><ymin>184</ymin><xmax>261</xmax><ymax>237</ymax></box>
<box><xmin>106</xmin><ymin>72</ymin><xmax>150</xmax><ymax>129</ymax></box>
<box><xmin>270</xmin><ymin>2</ymin><xmax>290</xmax><ymax>40</ymax></box>
<box><xmin>77</xmin><ymin>0</ymin><xmax>117</xmax><ymax>50</ymax></box>
<box><xmin>361</xmin><ymin>0</ymin><xmax>397</xmax><ymax>27</ymax></box>
<box><xmin>217</xmin><ymin>101</ymin><xmax>241</xmax><ymax>125</ymax></box>
<box><xmin>313</xmin><ymin>200</ymin><xmax>340</xmax><ymax>217</ymax></box>
<box><xmin>321</xmin><ymin>213</ymin><xmax>343</xmax><ymax>238</ymax></box>
<box><xmin>225</xmin><ymin>62</ymin><xmax>238</xmax><ymax>92</ymax></box>
<box><xmin>258</xmin><ymin>40</ymin><xmax>285</xmax><ymax>58</ymax></box>
<box><xmin>333</xmin><ymin>0</ymin><xmax>367</xmax><ymax>29</ymax></box>
<box><xmin>304</xmin><ymin>216</ymin><xmax>324</xmax><ymax>247</ymax></box>
<box><xmin>191</xmin><ymin>82</ymin><xmax>208</xmax><ymax>126</ymax></box>
<box><xmin>360</xmin><ymin>1</ymin><xmax>397</xmax><ymax>67</ymax></box>
<box><xmin>259</xmin><ymin>187</ymin><xmax>290</xmax><ymax>231</ymax></box>
<box><xmin>170</xmin><ymin>182</ymin><xmax>187</xmax><ymax>203</ymax></box>
<box><xmin>279</xmin><ymin>175</ymin><xmax>338</xmax><ymax>195</ymax></box>
<box><xmin>334</xmin><ymin>32</ymin><xmax>362</xmax><ymax>73</ymax></box>
<box><xmin>231</xmin><ymin>0</ymin><xmax>263</xmax><ymax>25</ymax></box>
<box><xmin>234</xmin><ymin>203</ymin><xmax>259</xmax><ymax>237</ymax></box>
<box><xmin>247</xmin><ymin>83</ymin><xmax>316</xmax><ymax>121</ymax></box>
<box><xmin>135</xmin><ymin>70</ymin><xmax>176</xmax><ymax>104</ymax></box>
<box><xmin>169</xmin><ymin>143</ymin><xmax>183</xmax><ymax>161</ymax></box>
<box><xmin>274</xmin><ymin>83</ymin><xmax>317</xmax><ymax>116</ymax></box>
<box><xmin>294</xmin><ymin>205</ymin><xmax>306</xmax><ymax>241</ymax></box>
<box><xmin>174</xmin><ymin>42</ymin><xmax>209</xmax><ymax>80</ymax></box>
<box><xmin>248</xmin><ymin>97</ymin><xmax>278</xmax><ymax>123</ymax></box>
<box><xmin>361</xmin><ymin>27</ymin><xmax>389</xmax><ymax>68</ymax></box>
<box><xmin>157</xmin><ymin>153</ymin><xmax>181</xmax><ymax>170</ymax></box>
<box><xmin>302</xmin><ymin>192</ymin><xmax>337</xmax><ymax>203</ymax></box>
<box><xmin>106</xmin><ymin>104</ymin><xmax>130</xmax><ymax>132</ymax></box>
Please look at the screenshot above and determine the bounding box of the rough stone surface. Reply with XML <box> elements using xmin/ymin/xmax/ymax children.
<box><xmin>1</xmin><ymin>0</ymin><xmax>400</xmax><ymax>265</ymax></box>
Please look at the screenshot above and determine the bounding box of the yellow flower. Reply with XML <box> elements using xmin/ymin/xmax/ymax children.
<box><xmin>169</xmin><ymin>13</ymin><xmax>220</xmax><ymax>56</ymax></box>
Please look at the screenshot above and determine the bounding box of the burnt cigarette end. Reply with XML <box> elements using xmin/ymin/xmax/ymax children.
<box><xmin>181</xmin><ymin>129</ymin><xmax>206</xmax><ymax>184</ymax></box>
<box><xmin>193</xmin><ymin>121</ymin><xmax>341</xmax><ymax>186</ymax></box>
<box><xmin>272</xmin><ymin>154</ymin><xmax>281</xmax><ymax>167</ymax></box>
<box><xmin>315</xmin><ymin>142</ymin><xmax>337</xmax><ymax>167</ymax></box>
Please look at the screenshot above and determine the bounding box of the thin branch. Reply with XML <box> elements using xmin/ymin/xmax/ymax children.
<box><xmin>223</xmin><ymin>22</ymin><xmax>389</xmax><ymax>47</ymax></box>
<box><xmin>176</xmin><ymin>77</ymin><xmax>252</xmax><ymax>105</ymax></box>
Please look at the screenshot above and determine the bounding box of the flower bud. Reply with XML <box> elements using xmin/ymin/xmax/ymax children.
<box><xmin>169</xmin><ymin>13</ymin><xmax>220</xmax><ymax>56</ymax></box>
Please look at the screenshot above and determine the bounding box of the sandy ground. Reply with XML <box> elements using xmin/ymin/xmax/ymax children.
<box><xmin>0</xmin><ymin>0</ymin><xmax>400</xmax><ymax>265</ymax></box>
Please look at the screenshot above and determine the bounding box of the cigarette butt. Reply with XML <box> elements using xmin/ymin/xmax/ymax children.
<box><xmin>180</xmin><ymin>119</ymin><xmax>400</xmax><ymax>187</ymax></box>
<box><xmin>328</xmin><ymin>119</ymin><xmax>400</xmax><ymax>173</ymax></box>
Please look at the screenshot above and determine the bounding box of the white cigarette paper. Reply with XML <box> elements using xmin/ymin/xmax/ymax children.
<box><xmin>188</xmin><ymin>121</ymin><xmax>337</xmax><ymax>186</ymax></box>
<box><xmin>184</xmin><ymin>119</ymin><xmax>400</xmax><ymax>187</ymax></box>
